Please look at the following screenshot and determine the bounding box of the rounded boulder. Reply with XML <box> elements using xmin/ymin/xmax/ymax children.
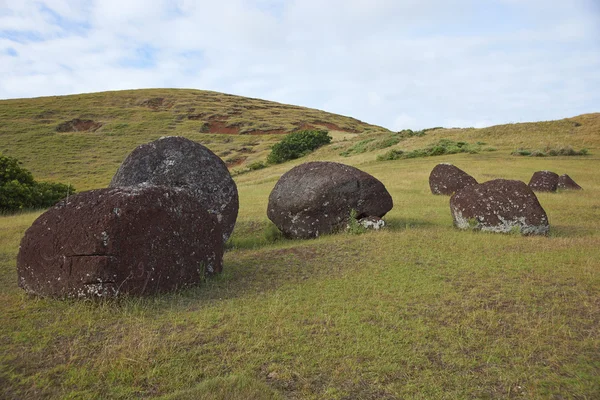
<box><xmin>110</xmin><ymin>136</ymin><xmax>238</xmax><ymax>243</ymax></box>
<box><xmin>450</xmin><ymin>179</ymin><xmax>549</xmax><ymax>235</ymax></box>
<box><xmin>429</xmin><ymin>163</ymin><xmax>478</xmax><ymax>195</ymax></box>
<box><xmin>267</xmin><ymin>161</ymin><xmax>393</xmax><ymax>238</ymax></box>
<box><xmin>17</xmin><ymin>186</ymin><xmax>223</xmax><ymax>298</ymax></box>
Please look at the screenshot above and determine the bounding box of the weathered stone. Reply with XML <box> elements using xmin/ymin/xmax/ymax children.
<box><xmin>450</xmin><ymin>179</ymin><xmax>549</xmax><ymax>235</ymax></box>
<box><xmin>110</xmin><ymin>136</ymin><xmax>238</xmax><ymax>243</ymax></box>
<box><xmin>528</xmin><ymin>170</ymin><xmax>559</xmax><ymax>192</ymax></box>
<box><xmin>557</xmin><ymin>174</ymin><xmax>583</xmax><ymax>190</ymax></box>
<box><xmin>358</xmin><ymin>216</ymin><xmax>385</xmax><ymax>230</ymax></box>
<box><xmin>267</xmin><ymin>161</ymin><xmax>393</xmax><ymax>238</ymax></box>
<box><xmin>429</xmin><ymin>163</ymin><xmax>478</xmax><ymax>195</ymax></box>
<box><xmin>17</xmin><ymin>186</ymin><xmax>223</xmax><ymax>298</ymax></box>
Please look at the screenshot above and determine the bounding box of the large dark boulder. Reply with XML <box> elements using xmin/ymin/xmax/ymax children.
<box><xmin>429</xmin><ymin>163</ymin><xmax>478</xmax><ymax>195</ymax></box>
<box><xmin>110</xmin><ymin>136</ymin><xmax>238</xmax><ymax>243</ymax></box>
<box><xmin>267</xmin><ymin>161</ymin><xmax>393</xmax><ymax>238</ymax></box>
<box><xmin>17</xmin><ymin>186</ymin><xmax>223</xmax><ymax>298</ymax></box>
<box><xmin>450</xmin><ymin>179</ymin><xmax>549</xmax><ymax>235</ymax></box>
<box><xmin>558</xmin><ymin>174</ymin><xmax>583</xmax><ymax>190</ymax></box>
<box><xmin>528</xmin><ymin>170</ymin><xmax>559</xmax><ymax>192</ymax></box>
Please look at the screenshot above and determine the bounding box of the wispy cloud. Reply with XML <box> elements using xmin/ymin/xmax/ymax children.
<box><xmin>1</xmin><ymin>0</ymin><xmax>598</xmax><ymax>129</ymax></box>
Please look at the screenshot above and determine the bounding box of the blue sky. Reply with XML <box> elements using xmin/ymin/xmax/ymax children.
<box><xmin>1</xmin><ymin>0</ymin><xmax>599</xmax><ymax>130</ymax></box>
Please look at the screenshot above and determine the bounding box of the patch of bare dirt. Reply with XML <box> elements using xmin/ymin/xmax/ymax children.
<box><xmin>206</xmin><ymin>116</ymin><xmax>241</xmax><ymax>134</ymax></box>
<box><xmin>56</xmin><ymin>118</ymin><xmax>103</xmax><ymax>133</ymax></box>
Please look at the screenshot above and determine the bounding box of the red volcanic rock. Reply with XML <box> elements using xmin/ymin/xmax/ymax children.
<box><xmin>450</xmin><ymin>179</ymin><xmax>549</xmax><ymax>235</ymax></box>
<box><xmin>17</xmin><ymin>186</ymin><xmax>223</xmax><ymax>298</ymax></box>
<box><xmin>557</xmin><ymin>174</ymin><xmax>583</xmax><ymax>190</ymax></box>
<box><xmin>267</xmin><ymin>162</ymin><xmax>393</xmax><ymax>238</ymax></box>
<box><xmin>429</xmin><ymin>163</ymin><xmax>478</xmax><ymax>195</ymax></box>
<box><xmin>528</xmin><ymin>170</ymin><xmax>559</xmax><ymax>192</ymax></box>
<box><xmin>110</xmin><ymin>136</ymin><xmax>238</xmax><ymax>243</ymax></box>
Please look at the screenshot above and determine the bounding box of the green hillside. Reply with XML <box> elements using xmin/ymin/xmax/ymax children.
<box><xmin>1</xmin><ymin>90</ymin><xmax>599</xmax><ymax>399</ymax></box>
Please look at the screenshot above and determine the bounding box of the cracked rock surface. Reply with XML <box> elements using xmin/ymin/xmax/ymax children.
<box><xmin>429</xmin><ymin>163</ymin><xmax>478</xmax><ymax>195</ymax></box>
<box><xmin>267</xmin><ymin>161</ymin><xmax>393</xmax><ymax>239</ymax></box>
<box><xmin>110</xmin><ymin>136</ymin><xmax>238</xmax><ymax>243</ymax></box>
<box><xmin>450</xmin><ymin>179</ymin><xmax>549</xmax><ymax>235</ymax></box>
<box><xmin>17</xmin><ymin>186</ymin><xmax>223</xmax><ymax>298</ymax></box>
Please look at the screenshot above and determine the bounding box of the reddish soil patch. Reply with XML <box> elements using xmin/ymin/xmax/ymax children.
<box><xmin>206</xmin><ymin>116</ymin><xmax>241</xmax><ymax>134</ymax></box>
<box><xmin>56</xmin><ymin>118</ymin><xmax>102</xmax><ymax>133</ymax></box>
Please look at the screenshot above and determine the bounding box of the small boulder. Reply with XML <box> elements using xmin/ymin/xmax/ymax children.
<box><xmin>557</xmin><ymin>174</ymin><xmax>583</xmax><ymax>190</ymax></box>
<box><xmin>358</xmin><ymin>216</ymin><xmax>385</xmax><ymax>230</ymax></box>
<box><xmin>267</xmin><ymin>161</ymin><xmax>393</xmax><ymax>238</ymax></box>
<box><xmin>17</xmin><ymin>186</ymin><xmax>223</xmax><ymax>298</ymax></box>
<box><xmin>429</xmin><ymin>163</ymin><xmax>478</xmax><ymax>195</ymax></box>
<box><xmin>110</xmin><ymin>136</ymin><xmax>238</xmax><ymax>243</ymax></box>
<box><xmin>528</xmin><ymin>170</ymin><xmax>559</xmax><ymax>192</ymax></box>
<box><xmin>450</xmin><ymin>179</ymin><xmax>549</xmax><ymax>235</ymax></box>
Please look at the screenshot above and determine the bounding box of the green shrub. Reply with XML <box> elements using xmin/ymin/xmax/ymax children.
<box><xmin>346</xmin><ymin>209</ymin><xmax>367</xmax><ymax>235</ymax></box>
<box><xmin>377</xmin><ymin>139</ymin><xmax>486</xmax><ymax>161</ymax></box>
<box><xmin>247</xmin><ymin>161</ymin><xmax>267</xmax><ymax>171</ymax></box>
<box><xmin>511</xmin><ymin>146</ymin><xmax>588</xmax><ymax>157</ymax></box>
<box><xmin>0</xmin><ymin>154</ymin><xmax>75</xmax><ymax>213</ymax></box>
<box><xmin>267</xmin><ymin>130</ymin><xmax>331</xmax><ymax>164</ymax></box>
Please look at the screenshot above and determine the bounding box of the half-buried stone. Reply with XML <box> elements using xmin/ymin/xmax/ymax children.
<box><xmin>528</xmin><ymin>170</ymin><xmax>559</xmax><ymax>192</ymax></box>
<box><xmin>557</xmin><ymin>174</ymin><xmax>583</xmax><ymax>190</ymax></box>
<box><xmin>429</xmin><ymin>163</ymin><xmax>478</xmax><ymax>195</ymax></box>
<box><xmin>450</xmin><ymin>179</ymin><xmax>549</xmax><ymax>235</ymax></box>
<box><xmin>17</xmin><ymin>186</ymin><xmax>223</xmax><ymax>298</ymax></box>
<box><xmin>267</xmin><ymin>161</ymin><xmax>393</xmax><ymax>238</ymax></box>
<box><xmin>110</xmin><ymin>136</ymin><xmax>238</xmax><ymax>243</ymax></box>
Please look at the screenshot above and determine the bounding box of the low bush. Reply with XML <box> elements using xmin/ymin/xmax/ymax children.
<box><xmin>376</xmin><ymin>139</ymin><xmax>486</xmax><ymax>161</ymax></box>
<box><xmin>267</xmin><ymin>130</ymin><xmax>331</xmax><ymax>164</ymax></box>
<box><xmin>511</xmin><ymin>146</ymin><xmax>588</xmax><ymax>157</ymax></box>
<box><xmin>0</xmin><ymin>155</ymin><xmax>75</xmax><ymax>213</ymax></box>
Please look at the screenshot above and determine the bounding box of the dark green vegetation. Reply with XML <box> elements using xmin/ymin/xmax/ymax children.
<box><xmin>0</xmin><ymin>155</ymin><xmax>74</xmax><ymax>212</ymax></box>
<box><xmin>266</xmin><ymin>130</ymin><xmax>332</xmax><ymax>164</ymax></box>
<box><xmin>512</xmin><ymin>146</ymin><xmax>589</xmax><ymax>157</ymax></box>
<box><xmin>376</xmin><ymin>139</ymin><xmax>493</xmax><ymax>161</ymax></box>
<box><xmin>1</xmin><ymin>90</ymin><xmax>599</xmax><ymax>399</ymax></box>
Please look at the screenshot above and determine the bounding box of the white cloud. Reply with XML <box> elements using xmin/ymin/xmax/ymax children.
<box><xmin>0</xmin><ymin>0</ymin><xmax>598</xmax><ymax>130</ymax></box>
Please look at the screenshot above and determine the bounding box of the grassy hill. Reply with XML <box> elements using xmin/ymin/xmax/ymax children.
<box><xmin>0</xmin><ymin>89</ymin><xmax>388</xmax><ymax>189</ymax></box>
<box><xmin>1</xmin><ymin>90</ymin><xmax>599</xmax><ymax>399</ymax></box>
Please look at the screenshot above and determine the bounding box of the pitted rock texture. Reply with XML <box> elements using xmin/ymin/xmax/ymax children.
<box><xmin>17</xmin><ymin>186</ymin><xmax>223</xmax><ymax>299</ymax></box>
<box><xmin>558</xmin><ymin>174</ymin><xmax>583</xmax><ymax>190</ymax></box>
<box><xmin>429</xmin><ymin>163</ymin><xmax>478</xmax><ymax>195</ymax></box>
<box><xmin>267</xmin><ymin>161</ymin><xmax>393</xmax><ymax>238</ymax></box>
<box><xmin>528</xmin><ymin>170</ymin><xmax>559</xmax><ymax>192</ymax></box>
<box><xmin>450</xmin><ymin>179</ymin><xmax>549</xmax><ymax>235</ymax></box>
<box><xmin>110</xmin><ymin>136</ymin><xmax>238</xmax><ymax>243</ymax></box>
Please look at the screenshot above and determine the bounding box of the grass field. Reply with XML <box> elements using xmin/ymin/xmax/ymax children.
<box><xmin>1</xmin><ymin>90</ymin><xmax>599</xmax><ymax>399</ymax></box>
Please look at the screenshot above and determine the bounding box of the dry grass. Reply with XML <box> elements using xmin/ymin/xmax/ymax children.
<box><xmin>1</xmin><ymin>91</ymin><xmax>599</xmax><ymax>399</ymax></box>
